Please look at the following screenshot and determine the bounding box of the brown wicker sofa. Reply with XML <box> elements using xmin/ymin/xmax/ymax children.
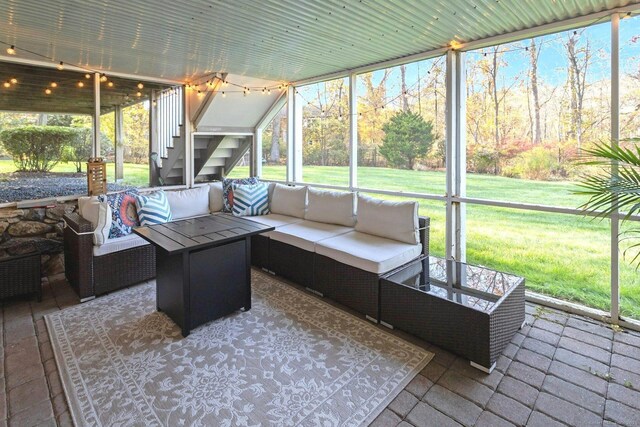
<box><xmin>247</xmin><ymin>184</ymin><xmax>429</xmax><ymax>322</ymax></box>
<box><xmin>63</xmin><ymin>184</ymin><xmax>222</xmax><ymax>301</ymax></box>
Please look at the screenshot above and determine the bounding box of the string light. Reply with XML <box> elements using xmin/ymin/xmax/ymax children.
<box><xmin>57</xmin><ymin>61</ymin><xmax>64</xmax><ymax>70</ymax></box>
<box><xmin>2</xmin><ymin>82</ymin><xmax>10</xmax><ymax>88</ymax></box>
<box><xmin>6</xmin><ymin>45</ymin><xmax>16</xmax><ymax>55</ymax></box>
<box><xmin>136</xmin><ymin>91</ymin><xmax>142</xmax><ymax>97</ymax></box>
<box><xmin>85</xmin><ymin>73</ymin><xmax>91</xmax><ymax>79</ymax></box>
<box><xmin>100</xmin><ymin>74</ymin><xmax>108</xmax><ymax>82</ymax></box>
<box><xmin>77</xmin><ymin>81</ymin><xmax>84</xmax><ymax>88</ymax></box>
<box><xmin>9</xmin><ymin>78</ymin><xmax>17</xmax><ymax>84</ymax></box>
<box><xmin>222</xmin><ymin>91</ymin><xmax>226</xmax><ymax>98</ymax></box>
<box><xmin>50</xmin><ymin>82</ymin><xmax>58</xmax><ymax>88</ymax></box>
<box><xmin>107</xmin><ymin>81</ymin><xmax>114</xmax><ymax>87</ymax></box>
<box><xmin>152</xmin><ymin>100</ymin><xmax>157</xmax><ymax>107</ymax></box>
<box><xmin>137</xmin><ymin>82</ymin><xmax>144</xmax><ymax>89</ymax></box>
<box><xmin>44</xmin><ymin>88</ymin><xmax>52</xmax><ymax>95</ymax></box>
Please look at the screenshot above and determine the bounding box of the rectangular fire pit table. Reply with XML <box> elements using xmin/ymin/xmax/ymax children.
<box><xmin>379</xmin><ymin>256</ymin><xmax>525</xmax><ymax>373</ymax></box>
<box><xmin>134</xmin><ymin>214</ymin><xmax>274</xmax><ymax>337</ymax></box>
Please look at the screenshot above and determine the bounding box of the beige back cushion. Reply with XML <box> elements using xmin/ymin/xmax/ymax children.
<box><xmin>165</xmin><ymin>186</ymin><xmax>210</xmax><ymax>220</ymax></box>
<box><xmin>77</xmin><ymin>196</ymin><xmax>111</xmax><ymax>245</ymax></box>
<box><xmin>305</xmin><ymin>187</ymin><xmax>356</xmax><ymax>227</ymax></box>
<box><xmin>270</xmin><ymin>184</ymin><xmax>307</xmax><ymax>218</ymax></box>
<box><xmin>355</xmin><ymin>194</ymin><xmax>419</xmax><ymax>244</ymax></box>
<box><xmin>209</xmin><ymin>182</ymin><xmax>224</xmax><ymax>212</ymax></box>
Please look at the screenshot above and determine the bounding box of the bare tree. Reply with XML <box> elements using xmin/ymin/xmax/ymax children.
<box><xmin>529</xmin><ymin>39</ymin><xmax>542</xmax><ymax>144</ymax></box>
<box><xmin>269</xmin><ymin>108</ymin><xmax>286</xmax><ymax>163</ymax></box>
<box><xmin>400</xmin><ymin>65</ymin><xmax>409</xmax><ymax>111</ymax></box>
<box><xmin>564</xmin><ymin>32</ymin><xmax>591</xmax><ymax>148</ymax></box>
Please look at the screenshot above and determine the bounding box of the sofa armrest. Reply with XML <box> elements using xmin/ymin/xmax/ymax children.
<box><xmin>418</xmin><ymin>216</ymin><xmax>430</xmax><ymax>257</ymax></box>
<box><xmin>62</xmin><ymin>213</ymin><xmax>95</xmax><ymax>300</ymax></box>
<box><xmin>63</xmin><ymin>212</ymin><xmax>94</xmax><ymax>234</ymax></box>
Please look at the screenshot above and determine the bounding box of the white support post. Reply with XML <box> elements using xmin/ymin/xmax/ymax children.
<box><xmin>93</xmin><ymin>73</ymin><xmax>101</xmax><ymax>158</ymax></box>
<box><xmin>286</xmin><ymin>87</ymin><xmax>295</xmax><ymax>183</ymax></box>
<box><xmin>611</xmin><ymin>13</ymin><xmax>620</xmax><ymax>323</ymax></box>
<box><xmin>349</xmin><ymin>74</ymin><xmax>358</xmax><ymax>190</ymax></box>
<box><xmin>293</xmin><ymin>89</ymin><xmax>303</xmax><ymax>183</ymax></box>
<box><xmin>183</xmin><ymin>85</ymin><xmax>193</xmax><ymax>187</ymax></box>
<box><xmin>445</xmin><ymin>51</ymin><xmax>457</xmax><ymax>263</ymax></box>
<box><xmin>456</xmin><ymin>51</ymin><xmax>467</xmax><ymax>263</ymax></box>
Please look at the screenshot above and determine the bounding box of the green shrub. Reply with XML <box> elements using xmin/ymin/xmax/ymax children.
<box><xmin>0</xmin><ymin>126</ymin><xmax>77</xmax><ymax>172</ymax></box>
<box><xmin>380</xmin><ymin>111</ymin><xmax>436</xmax><ymax>170</ymax></box>
<box><xmin>511</xmin><ymin>146</ymin><xmax>558</xmax><ymax>180</ymax></box>
<box><xmin>470</xmin><ymin>149</ymin><xmax>499</xmax><ymax>174</ymax></box>
<box><xmin>60</xmin><ymin>128</ymin><xmax>93</xmax><ymax>172</ymax></box>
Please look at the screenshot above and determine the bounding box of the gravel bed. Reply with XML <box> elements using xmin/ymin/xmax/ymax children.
<box><xmin>0</xmin><ymin>172</ymin><xmax>134</xmax><ymax>203</ymax></box>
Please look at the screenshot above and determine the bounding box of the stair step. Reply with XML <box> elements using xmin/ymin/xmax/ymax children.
<box><xmin>198</xmin><ymin>166</ymin><xmax>221</xmax><ymax>176</ymax></box>
<box><xmin>218</xmin><ymin>139</ymin><xmax>242</xmax><ymax>149</ymax></box>
<box><xmin>166</xmin><ymin>168</ymin><xmax>183</xmax><ymax>178</ymax></box>
<box><xmin>205</xmin><ymin>157</ymin><xmax>227</xmax><ymax>167</ymax></box>
<box><xmin>210</xmin><ymin>148</ymin><xmax>233</xmax><ymax>158</ymax></box>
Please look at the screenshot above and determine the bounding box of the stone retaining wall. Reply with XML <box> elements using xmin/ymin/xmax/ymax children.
<box><xmin>0</xmin><ymin>202</ymin><xmax>77</xmax><ymax>278</ymax></box>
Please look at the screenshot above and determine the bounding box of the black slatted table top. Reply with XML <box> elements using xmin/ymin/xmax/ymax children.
<box><xmin>134</xmin><ymin>214</ymin><xmax>274</xmax><ymax>254</ymax></box>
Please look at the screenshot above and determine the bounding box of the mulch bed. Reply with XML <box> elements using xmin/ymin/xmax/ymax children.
<box><xmin>0</xmin><ymin>172</ymin><xmax>132</xmax><ymax>203</ymax></box>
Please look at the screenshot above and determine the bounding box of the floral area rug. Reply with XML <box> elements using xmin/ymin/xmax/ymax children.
<box><xmin>46</xmin><ymin>270</ymin><xmax>433</xmax><ymax>426</ymax></box>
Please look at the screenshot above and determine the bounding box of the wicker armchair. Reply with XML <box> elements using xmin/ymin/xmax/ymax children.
<box><xmin>63</xmin><ymin>213</ymin><xmax>156</xmax><ymax>301</ymax></box>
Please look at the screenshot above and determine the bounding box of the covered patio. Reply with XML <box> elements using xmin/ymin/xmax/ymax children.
<box><xmin>1</xmin><ymin>0</ymin><xmax>640</xmax><ymax>426</ymax></box>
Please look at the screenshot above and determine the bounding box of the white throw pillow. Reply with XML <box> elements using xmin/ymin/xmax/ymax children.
<box><xmin>209</xmin><ymin>181</ymin><xmax>224</xmax><ymax>212</ymax></box>
<box><xmin>165</xmin><ymin>186</ymin><xmax>210</xmax><ymax>220</ymax></box>
<box><xmin>305</xmin><ymin>188</ymin><xmax>356</xmax><ymax>227</ymax></box>
<box><xmin>270</xmin><ymin>184</ymin><xmax>307</xmax><ymax>218</ymax></box>
<box><xmin>93</xmin><ymin>202</ymin><xmax>112</xmax><ymax>246</ymax></box>
<box><xmin>355</xmin><ymin>194</ymin><xmax>419</xmax><ymax>245</ymax></box>
<box><xmin>77</xmin><ymin>196</ymin><xmax>111</xmax><ymax>245</ymax></box>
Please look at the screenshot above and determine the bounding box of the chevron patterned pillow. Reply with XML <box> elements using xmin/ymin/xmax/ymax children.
<box><xmin>231</xmin><ymin>183</ymin><xmax>270</xmax><ymax>217</ymax></box>
<box><xmin>135</xmin><ymin>190</ymin><xmax>173</xmax><ymax>226</ymax></box>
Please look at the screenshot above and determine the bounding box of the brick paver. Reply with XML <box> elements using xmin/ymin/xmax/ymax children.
<box><xmin>2</xmin><ymin>275</ymin><xmax>640</xmax><ymax>426</ymax></box>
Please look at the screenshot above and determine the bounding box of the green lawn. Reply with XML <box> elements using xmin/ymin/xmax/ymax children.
<box><xmin>230</xmin><ymin>165</ymin><xmax>640</xmax><ymax>320</ymax></box>
<box><xmin>4</xmin><ymin>160</ymin><xmax>638</xmax><ymax>319</ymax></box>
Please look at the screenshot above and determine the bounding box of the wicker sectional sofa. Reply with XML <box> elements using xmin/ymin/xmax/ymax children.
<box><xmin>63</xmin><ymin>182</ymin><xmax>429</xmax><ymax>324</ymax></box>
<box><xmin>246</xmin><ymin>184</ymin><xmax>429</xmax><ymax>322</ymax></box>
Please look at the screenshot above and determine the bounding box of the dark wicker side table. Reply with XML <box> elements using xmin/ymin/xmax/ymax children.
<box><xmin>380</xmin><ymin>257</ymin><xmax>525</xmax><ymax>373</ymax></box>
<box><xmin>0</xmin><ymin>249</ymin><xmax>42</xmax><ymax>302</ymax></box>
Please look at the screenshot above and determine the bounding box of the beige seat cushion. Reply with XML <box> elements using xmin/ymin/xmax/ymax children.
<box><xmin>93</xmin><ymin>233</ymin><xmax>149</xmax><ymax>257</ymax></box>
<box><xmin>315</xmin><ymin>231</ymin><xmax>422</xmax><ymax>274</ymax></box>
<box><xmin>270</xmin><ymin>220</ymin><xmax>353</xmax><ymax>252</ymax></box>
<box><xmin>244</xmin><ymin>213</ymin><xmax>304</xmax><ymax>237</ymax></box>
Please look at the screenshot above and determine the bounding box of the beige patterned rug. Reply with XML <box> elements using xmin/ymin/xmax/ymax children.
<box><xmin>46</xmin><ymin>270</ymin><xmax>433</xmax><ymax>426</ymax></box>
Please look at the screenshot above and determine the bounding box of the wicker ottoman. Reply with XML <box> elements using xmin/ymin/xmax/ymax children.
<box><xmin>0</xmin><ymin>251</ymin><xmax>42</xmax><ymax>301</ymax></box>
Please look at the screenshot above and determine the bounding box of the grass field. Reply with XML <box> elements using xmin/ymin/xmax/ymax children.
<box><xmin>230</xmin><ymin>165</ymin><xmax>640</xmax><ymax>320</ymax></box>
<box><xmin>3</xmin><ymin>160</ymin><xmax>638</xmax><ymax>319</ymax></box>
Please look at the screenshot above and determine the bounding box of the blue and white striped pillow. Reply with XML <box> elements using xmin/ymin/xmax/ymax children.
<box><xmin>135</xmin><ymin>190</ymin><xmax>173</xmax><ymax>226</ymax></box>
<box><xmin>232</xmin><ymin>183</ymin><xmax>270</xmax><ymax>216</ymax></box>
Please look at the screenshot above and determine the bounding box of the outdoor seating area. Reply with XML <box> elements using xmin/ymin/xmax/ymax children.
<box><xmin>1</xmin><ymin>0</ymin><xmax>640</xmax><ymax>426</ymax></box>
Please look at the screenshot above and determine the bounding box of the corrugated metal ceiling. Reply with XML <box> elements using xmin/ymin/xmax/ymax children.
<box><xmin>0</xmin><ymin>0</ymin><xmax>638</xmax><ymax>83</ymax></box>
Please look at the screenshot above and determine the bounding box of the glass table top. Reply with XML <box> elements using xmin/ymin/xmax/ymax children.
<box><xmin>382</xmin><ymin>257</ymin><xmax>524</xmax><ymax>313</ymax></box>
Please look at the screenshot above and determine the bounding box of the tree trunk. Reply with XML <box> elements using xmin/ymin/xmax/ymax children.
<box><xmin>529</xmin><ymin>39</ymin><xmax>542</xmax><ymax>144</ymax></box>
<box><xmin>491</xmin><ymin>47</ymin><xmax>500</xmax><ymax>174</ymax></box>
<box><xmin>565</xmin><ymin>34</ymin><xmax>590</xmax><ymax>149</ymax></box>
<box><xmin>269</xmin><ymin>108</ymin><xmax>286</xmax><ymax>163</ymax></box>
<box><xmin>37</xmin><ymin>114</ymin><xmax>48</xmax><ymax>126</ymax></box>
<box><xmin>400</xmin><ymin>65</ymin><xmax>409</xmax><ymax>111</ymax></box>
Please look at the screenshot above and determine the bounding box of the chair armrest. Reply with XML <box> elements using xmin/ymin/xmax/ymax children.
<box><xmin>418</xmin><ymin>216</ymin><xmax>430</xmax><ymax>257</ymax></box>
<box><xmin>63</xmin><ymin>213</ymin><xmax>94</xmax><ymax>234</ymax></box>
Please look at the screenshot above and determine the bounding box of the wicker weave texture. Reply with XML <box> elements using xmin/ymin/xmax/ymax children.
<box><xmin>269</xmin><ymin>240</ymin><xmax>315</xmax><ymax>288</ymax></box>
<box><xmin>63</xmin><ymin>213</ymin><xmax>95</xmax><ymax>300</ymax></box>
<box><xmin>250</xmin><ymin>235</ymin><xmax>270</xmax><ymax>269</ymax></box>
<box><xmin>93</xmin><ymin>244</ymin><xmax>156</xmax><ymax>296</ymax></box>
<box><xmin>0</xmin><ymin>252</ymin><xmax>41</xmax><ymax>300</ymax></box>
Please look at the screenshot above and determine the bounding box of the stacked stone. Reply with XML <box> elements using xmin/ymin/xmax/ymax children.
<box><xmin>0</xmin><ymin>202</ymin><xmax>76</xmax><ymax>278</ymax></box>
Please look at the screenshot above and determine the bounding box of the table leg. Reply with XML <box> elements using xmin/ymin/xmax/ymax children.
<box><xmin>244</xmin><ymin>236</ymin><xmax>252</xmax><ymax>311</ymax></box>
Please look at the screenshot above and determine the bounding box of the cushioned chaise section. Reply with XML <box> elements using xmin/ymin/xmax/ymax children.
<box><xmin>93</xmin><ymin>234</ymin><xmax>150</xmax><ymax>257</ymax></box>
<box><xmin>244</xmin><ymin>214</ymin><xmax>304</xmax><ymax>236</ymax></box>
<box><xmin>315</xmin><ymin>231</ymin><xmax>422</xmax><ymax>274</ymax></box>
<box><xmin>269</xmin><ymin>220</ymin><xmax>353</xmax><ymax>252</ymax></box>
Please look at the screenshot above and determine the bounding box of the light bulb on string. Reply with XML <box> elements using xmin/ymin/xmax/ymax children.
<box><xmin>267</xmin><ymin>88</ymin><xmax>271</xmax><ymax>95</ymax></box>
<box><xmin>50</xmin><ymin>82</ymin><xmax>58</xmax><ymax>88</ymax></box>
<box><xmin>2</xmin><ymin>82</ymin><xmax>10</xmax><ymax>88</ymax></box>
<box><xmin>152</xmin><ymin>100</ymin><xmax>157</xmax><ymax>107</ymax></box>
<box><xmin>262</xmin><ymin>87</ymin><xmax>266</xmax><ymax>94</ymax></box>
<box><xmin>6</xmin><ymin>45</ymin><xmax>16</xmax><ymax>55</ymax></box>
<box><xmin>85</xmin><ymin>73</ymin><xmax>91</xmax><ymax>79</ymax></box>
<box><xmin>45</xmin><ymin>88</ymin><xmax>52</xmax><ymax>95</ymax></box>
<box><xmin>107</xmin><ymin>81</ymin><xmax>114</xmax><ymax>87</ymax></box>
<box><xmin>77</xmin><ymin>81</ymin><xmax>84</xmax><ymax>88</ymax></box>
<box><xmin>9</xmin><ymin>78</ymin><xmax>17</xmax><ymax>84</ymax></box>
<box><xmin>137</xmin><ymin>82</ymin><xmax>144</xmax><ymax>89</ymax></box>
<box><xmin>100</xmin><ymin>74</ymin><xmax>108</xmax><ymax>82</ymax></box>
<box><xmin>222</xmin><ymin>91</ymin><xmax>226</xmax><ymax>98</ymax></box>
<box><xmin>136</xmin><ymin>91</ymin><xmax>142</xmax><ymax>97</ymax></box>
<box><xmin>57</xmin><ymin>61</ymin><xmax>64</xmax><ymax>70</ymax></box>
